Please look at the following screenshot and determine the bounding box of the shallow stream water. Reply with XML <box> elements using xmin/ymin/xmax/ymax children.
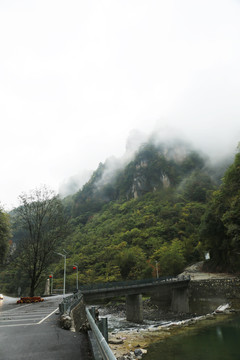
<box><xmin>106</xmin><ymin>312</ymin><xmax>171</xmax><ymax>332</ymax></box>
<box><xmin>142</xmin><ymin>314</ymin><xmax>240</xmax><ymax>360</ymax></box>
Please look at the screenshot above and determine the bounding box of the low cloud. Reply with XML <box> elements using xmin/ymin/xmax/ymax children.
<box><xmin>59</xmin><ymin>169</ymin><xmax>93</xmax><ymax>198</ymax></box>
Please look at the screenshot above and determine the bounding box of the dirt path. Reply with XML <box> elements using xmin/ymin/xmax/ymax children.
<box><xmin>179</xmin><ymin>261</ymin><xmax>236</xmax><ymax>281</ymax></box>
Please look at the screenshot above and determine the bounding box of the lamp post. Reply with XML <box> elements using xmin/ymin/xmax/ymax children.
<box><xmin>55</xmin><ymin>251</ymin><xmax>67</xmax><ymax>296</ymax></box>
<box><xmin>73</xmin><ymin>265</ymin><xmax>78</xmax><ymax>291</ymax></box>
<box><xmin>49</xmin><ymin>274</ymin><xmax>53</xmax><ymax>295</ymax></box>
<box><xmin>155</xmin><ymin>261</ymin><xmax>159</xmax><ymax>278</ymax></box>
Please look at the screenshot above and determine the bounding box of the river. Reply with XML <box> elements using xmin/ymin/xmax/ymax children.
<box><xmin>142</xmin><ymin>314</ymin><xmax>240</xmax><ymax>360</ymax></box>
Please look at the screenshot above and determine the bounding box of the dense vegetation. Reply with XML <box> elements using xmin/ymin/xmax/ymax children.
<box><xmin>0</xmin><ymin>208</ymin><xmax>11</xmax><ymax>264</ymax></box>
<box><xmin>200</xmin><ymin>149</ymin><xmax>240</xmax><ymax>271</ymax></box>
<box><xmin>12</xmin><ymin>187</ymin><xmax>67</xmax><ymax>296</ymax></box>
<box><xmin>1</xmin><ymin>139</ymin><xmax>239</xmax><ymax>296</ymax></box>
<box><xmin>62</xmin><ymin>190</ymin><xmax>207</xmax><ymax>283</ymax></box>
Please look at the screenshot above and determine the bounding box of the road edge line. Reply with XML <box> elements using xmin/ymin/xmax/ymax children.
<box><xmin>37</xmin><ymin>307</ymin><xmax>58</xmax><ymax>324</ymax></box>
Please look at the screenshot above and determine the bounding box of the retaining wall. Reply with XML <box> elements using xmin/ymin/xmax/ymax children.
<box><xmin>71</xmin><ymin>297</ymin><xmax>87</xmax><ymax>332</ymax></box>
<box><xmin>189</xmin><ymin>278</ymin><xmax>240</xmax><ymax>314</ymax></box>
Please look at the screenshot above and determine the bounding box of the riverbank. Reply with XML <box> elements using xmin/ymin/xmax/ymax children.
<box><xmin>101</xmin><ymin>262</ymin><xmax>240</xmax><ymax>359</ymax></box>
<box><xmin>106</xmin><ymin>304</ymin><xmax>238</xmax><ymax>359</ymax></box>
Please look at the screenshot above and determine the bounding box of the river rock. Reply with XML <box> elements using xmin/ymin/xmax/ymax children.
<box><xmin>60</xmin><ymin>315</ymin><xmax>72</xmax><ymax>330</ymax></box>
<box><xmin>134</xmin><ymin>349</ymin><xmax>143</xmax><ymax>356</ymax></box>
<box><xmin>148</xmin><ymin>327</ymin><xmax>158</xmax><ymax>332</ymax></box>
<box><xmin>109</xmin><ymin>338</ymin><xmax>124</xmax><ymax>344</ymax></box>
<box><xmin>117</xmin><ymin>354</ymin><xmax>134</xmax><ymax>360</ymax></box>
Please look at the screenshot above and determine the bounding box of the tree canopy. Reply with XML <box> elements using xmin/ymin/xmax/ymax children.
<box><xmin>0</xmin><ymin>207</ymin><xmax>11</xmax><ymax>264</ymax></box>
<box><xmin>13</xmin><ymin>186</ymin><xmax>68</xmax><ymax>296</ymax></box>
<box><xmin>200</xmin><ymin>150</ymin><xmax>240</xmax><ymax>271</ymax></box>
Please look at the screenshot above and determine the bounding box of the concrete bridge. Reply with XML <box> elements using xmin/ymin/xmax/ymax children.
<box><xmin>80</xmin><ymin>276</ymin><xmax>190</xmax><ymax>323</ymax></box>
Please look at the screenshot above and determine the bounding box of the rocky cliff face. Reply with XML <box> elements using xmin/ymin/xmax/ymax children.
<box><xmin>72</xmin><ymin>140</ymin><xmax>211</xmax><ymax>217</ymax></box>
<box><xmin>131</xmin><ymin>166</ymin><xmax>171</xmax><ymax>199</ymax></box>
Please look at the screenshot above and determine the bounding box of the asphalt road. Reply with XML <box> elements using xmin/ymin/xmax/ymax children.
<box><xmin>0</xmin><ymin>295</ymin><xmax>92</xmax><ymax>360</ymax></box>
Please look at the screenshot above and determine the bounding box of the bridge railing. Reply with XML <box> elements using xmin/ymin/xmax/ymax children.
<box><xmin>80</xmin><ymin>275</ymin><xmax>190</xmax><ymax>292</ymax></box>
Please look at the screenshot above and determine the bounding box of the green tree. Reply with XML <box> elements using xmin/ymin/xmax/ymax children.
<box><xmin>200</xmin><ymin>151</ymin><xmax>240</xmax><ymax>271</ymax></box>
<box><xmin>181</xmin><ymin>171</ymin><xmax>215</xmax><ymax>202</ymax></box>
<box><xmin>14</xmin><ymin>186</ymin><xmax>67</xmax><ymax>296</ymax></box>
<box><xmin>0</xmin><ymin>208</ymin><xmax>11</xmax><ymax>264</ymax></box>
<box><xmin>115</xmin><ymin>246</ymin><xmax>147</xmax><ymax>279</ymax></box>
<box><xmin>151</xmin><ymin>239</ymin><xmax>186</xmax><ymax>276</ymax></box>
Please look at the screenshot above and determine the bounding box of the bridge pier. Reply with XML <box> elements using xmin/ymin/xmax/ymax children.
<box><xmin>171</xmin><ymin>287</ymin><xmax>189</xmax><ymax>313</ymax></box>
<box><xmin>126</xmin><ymin>294</ymin><xmax>143</xmax><ymax>323</ymax></box>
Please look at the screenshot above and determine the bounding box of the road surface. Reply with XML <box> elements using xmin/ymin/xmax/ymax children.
<box><xmin>0</xmin><ymin>295</ymin><xmax>92</xmax><ymax>360</ymax></box>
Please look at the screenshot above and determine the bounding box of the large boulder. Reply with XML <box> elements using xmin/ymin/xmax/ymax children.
<box><xmin>60</xmin><ymin>315</ymin><xmax>72</xmax><ymax>330</ymax></box>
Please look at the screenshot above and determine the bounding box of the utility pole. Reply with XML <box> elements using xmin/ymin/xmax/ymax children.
<box><xmin>155</xmin><ymin>261</ymin><xmax>159</xmax><ymax>278</ymax></box>
<box><xmin>55</xmin><ymin>250</ymin><xmax>67</xmax><ymax>296</ymax></box>
<box><xmin>73</xmin><ymin>265</ymin><xmax>79</xmax><ymax>291</ymax></box>
<box><xmin>49</xmin><ymin>274</ymin><xmax>53</xmax><ymax>295</ymax></box>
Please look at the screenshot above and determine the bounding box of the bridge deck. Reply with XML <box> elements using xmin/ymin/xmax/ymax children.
<box><xmin>80</xmin><ymin>276</ymin><xmax>190</xmax><ymax>300</ymax></box>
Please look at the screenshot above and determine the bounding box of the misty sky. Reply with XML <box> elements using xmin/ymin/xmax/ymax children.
<box><xmin>1</xmin><ymin>0</ymin><xmax>240</xmax><ymax>209</ymax></box>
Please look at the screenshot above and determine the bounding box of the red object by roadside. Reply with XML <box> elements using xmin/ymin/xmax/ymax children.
<box><xmin>17</xmin><ymin>296</ymin><xmax>44</xmax><ymax>304</ymax></box>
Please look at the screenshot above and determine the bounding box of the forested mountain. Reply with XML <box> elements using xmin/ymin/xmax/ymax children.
<box><xmin>1</xmin><ymin>139</ymin><xmax>238</xmax><ymax>296</ymax></box>
<box><xmin>68</xmin><ymin>141</ymin><xmax>215</xmax><ymax>222</ymax></box>
<box><xmin>54</xmin><ymin>140</ymin><xmax>218</xmax><ymax>288</ymax></box>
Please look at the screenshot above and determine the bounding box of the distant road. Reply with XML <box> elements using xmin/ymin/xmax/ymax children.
<box><xmin>0</xmin><ymin>295</ymin><xmax>92</xmax><ymax>360</ymax></box>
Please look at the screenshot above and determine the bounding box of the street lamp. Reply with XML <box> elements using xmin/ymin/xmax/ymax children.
<box><xmin>55</xmin><ymin>250</ymin><xmax>67</xmax><ymax>296</ymax></box>
<box><xmin>49</xmin><ymin>274</ymin><xmax>53</xmax><ymax>295</ymax></box>
<box><xmin>73</xmin><ymin>265</ymin><xmax>79</xmax><ymax>291</ymax></box>
<box><xmin>155</xmin><ymin>261</ymin><xmax>159</xmax><ymax>279</ymax></box>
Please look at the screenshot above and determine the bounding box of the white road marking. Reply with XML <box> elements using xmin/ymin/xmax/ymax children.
<box><xmin>0</xmin><ymin>323</ymin><xmax>35</xmax><ymax>327</ymax></box>
<box><xmin>0</xmin><ymin>309</ymin><xmax>57</xmax><ymax>317</ymax></box>
<box><xmin>0</xmin><ymin>304</ymin><xmax>32</xmax><ymax>313</ymax></box>
<box><xmin>0</xmin><ymin>318</ymin><xmax>41</xmax><ymax>322</ymax></box>
<box><xmin>0</xmin><ymin>304</ymin><xmax>59</xmax><ymax>327</ymax></box>
<box><xmin>37</xmin><ymin>307</ymin><xmax>58</xmax><ymax>324</ymax></box>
